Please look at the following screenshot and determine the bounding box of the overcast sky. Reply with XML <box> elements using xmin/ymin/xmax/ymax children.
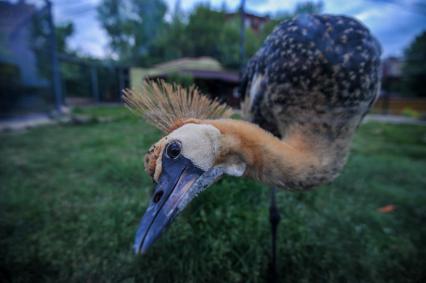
<box><xmin>44</xmin><ymin>0</ymin><xmax>426</xmax><ymax>59</ymax></box>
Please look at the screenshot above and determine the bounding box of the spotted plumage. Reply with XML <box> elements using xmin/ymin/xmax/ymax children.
<box><xmin>241</xmin><ymin>14</ymin><xmax>381</xmax><ymax>138</ymax></box>
<box><xmin>239</xmin><ymin>14</ymin><xmax>381</xmax><ymax>187</ymax></box>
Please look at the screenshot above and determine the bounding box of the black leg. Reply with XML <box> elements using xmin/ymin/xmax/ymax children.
<box><xmin>269</xmin><ymin>187</ymin><xmax>281</xmax><ymax>283</ymax></box>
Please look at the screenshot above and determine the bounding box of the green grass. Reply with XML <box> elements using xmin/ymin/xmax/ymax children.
<box><xmin>1</xmin><ymin>106</ymin><xmax>426</xmax><ymax>283</ymax></box>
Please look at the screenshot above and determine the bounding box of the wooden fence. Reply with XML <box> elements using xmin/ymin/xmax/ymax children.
<box><xmin>372</xmin><ymin>97</ymin><xmax>426</xmax><ymax>115</ymax></box>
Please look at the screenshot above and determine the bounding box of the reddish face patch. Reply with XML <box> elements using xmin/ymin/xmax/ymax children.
<box><xmin>144</xmin><ymin>142</ymin><xmax>164</xmax><ymax>178</ymax></box>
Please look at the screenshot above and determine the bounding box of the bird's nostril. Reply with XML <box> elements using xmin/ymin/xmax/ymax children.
<box><xmin>153</xmin><ymin>191</ymin><xmax>164</xmax><ymax>203</ymax></box>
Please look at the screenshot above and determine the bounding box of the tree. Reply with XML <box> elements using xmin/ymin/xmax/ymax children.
<box><xmin>97</xmin><ymin>0</ymin><xmax>324</xmax><ymax>69</ymax></box>
<box><xmin>97</xmin><ymin>0</ymin><xmax>167</xmax><ymax>64</ymax></box>
<box><xmin>402</xmin><ymin>30</ymin><xmax>426</xmax><ymax>97</ymax></box>
<box><xmin>294</xmin><ymin>1</ymin><xmax>323</xmax><ymax>14</ymax></box>
<box><xmin>182</xmin><ymin>4</ymin><xmax>265</xmax><ymax>69</ymax></box>
<box><xmin>214</xmin><ymin>0</ymin><xmax>324</xmax><ymax>69</ymax></box>
<box><xmin>148</xmin><ymin>0</ymin><xmax>188</xmax><ymax>65</ymax></box>
<box><xmin>32</xmin><ymin>18</ymin><xmax>74</xmax><ymax>79</ymax></box>
<box><xmin>185</xmin><ymin>4</ymin><xmax>226</xmax><ymax>59</ymax></box>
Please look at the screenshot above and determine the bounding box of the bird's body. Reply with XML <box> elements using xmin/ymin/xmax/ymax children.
<box><xmin>241</xmin><ymin>14</ymin><xmax>381</xmax><ymax>136</ymax></box>
<box><xmin>240</xmin><ymin>14</ymin><xmax>381</xmax><ymax>188</ymax></box>
<box><xmin>123</xmin><ymin>14</ymin><xmax>382</xmax><ymax>254</ymax></box>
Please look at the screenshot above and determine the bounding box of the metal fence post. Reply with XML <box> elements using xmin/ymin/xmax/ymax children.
<box><xmin>90</xmin><ymin>66</ymin><xmax>100</xmax><ymax>103</ymax></box>
<box><xmin>239</xmin><ymin>0</ymin><xmax>246</xmax><ymax>70</ymax></box>
<box><xmin>118</xmin><ymin>67</ymin><xmax>124</xmax><ymax>99</ymax></box>
<box><xmin>45</xmin><ymin>0</ymin><xmax>63</xmax><ymax>113</ymax></box>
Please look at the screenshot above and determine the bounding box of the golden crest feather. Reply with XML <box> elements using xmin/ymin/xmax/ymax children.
<box><xmin>122</xmin><ymin>80</ymin><xmax>232</xmax><ymax>132</ymax></box>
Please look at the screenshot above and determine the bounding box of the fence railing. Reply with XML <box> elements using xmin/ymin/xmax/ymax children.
<box><xmin>372</xmin><ymin>97</ymin><xmax>426</xmax><ymax>115</ymax></box>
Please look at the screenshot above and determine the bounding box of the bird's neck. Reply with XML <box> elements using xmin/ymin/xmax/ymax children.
<box><xmin>203</xmin><ymin>119</ymin><xmax>353</xmax><ymax>190</ymax></box>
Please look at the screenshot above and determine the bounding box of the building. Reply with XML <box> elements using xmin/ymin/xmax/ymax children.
<box><xmin>130</xmin><ymin>57</ymin><xmax>240</xmax><ymax>107</ymax></box>
<box><xmin>0</xmin><ymin>1</ymin><xmax>46</xmax><ymax>87</ymax></box>
<box><xmin>380</xmin><ymin>56</ymin><xmax>403</xmax><ymax>97</ymax></box>
<box><xmin>0</xmin><ymin>1</ymin><xmax>48</xmax><ymax>115</ymax></box>
<box><xmin>382</xmin><ymin>57</ymin><xmax>402</xmax><ymax>79</ymax></box>
<box><xmin>225</xmin><ymin>11</ymin><xmax>270</xmax><ymax>33</ymax></box>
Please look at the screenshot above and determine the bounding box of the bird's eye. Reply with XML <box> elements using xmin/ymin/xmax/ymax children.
<box><xmin>166</xmin><ymin>141</ymin><xmax>181</xmax><ymax>159</ymax></box>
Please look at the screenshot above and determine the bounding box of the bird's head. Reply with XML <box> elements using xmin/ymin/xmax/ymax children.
<box><xmin>123</xmin><ymin>81</ymin><xmax>245</xmax><ymax>254</ymax></box>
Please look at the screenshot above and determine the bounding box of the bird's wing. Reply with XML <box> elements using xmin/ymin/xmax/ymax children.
<box><xmin>240</xmin><ymin>40</ymin><xmax>282</xmax><ymax>137</ymax></box>
<box><xmin>240</xmin><ymin>14</ymin><xmax>382</xmax><ymax>138</ymax></box>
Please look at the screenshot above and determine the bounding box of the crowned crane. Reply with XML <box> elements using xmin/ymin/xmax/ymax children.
<box><xmin>123</xmin><ymin>14</ymin><xmax>381</xmax><ymax>258</ymax></box>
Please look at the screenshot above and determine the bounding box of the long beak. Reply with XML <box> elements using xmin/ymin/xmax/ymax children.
<box><xmin>134</xmin><ymin>155</ymin><xmax>223</xmax><ymax>254</ymax></box>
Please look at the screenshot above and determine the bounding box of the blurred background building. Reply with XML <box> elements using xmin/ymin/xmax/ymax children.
<box><xmin>0</xmin><ymin>1</ymin><xmax>48</xmax><ymax>114</ymax></box>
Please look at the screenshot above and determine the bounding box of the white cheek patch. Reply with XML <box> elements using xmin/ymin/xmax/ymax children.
<box><xmin>153</xmin><ymin>147</ymin><xmax>164</xmax><ymax>182</ymax></box>
<box><xmin>167</xmin><ymin>124</ymin><xmax>221</xmax><ymax>171</ymax></box>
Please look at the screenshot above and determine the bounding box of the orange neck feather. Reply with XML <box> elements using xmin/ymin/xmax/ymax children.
<box><xmin>201</xmin><ymin>119</ymin><xmax>350</xmax><ymax>190</ymax></box>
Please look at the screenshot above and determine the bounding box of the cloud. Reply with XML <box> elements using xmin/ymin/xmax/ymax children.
<box><xmin>245</xmin><ymin>0</ymin><xmax>299</xmax><ymax>14</ymax></box>
<box><xmin>350</xmin><ymin>2</ymin><xmax>426</xmax><ymax>56</ymax></box>
<box><xmin>68</xmin><ymin>20</ymin><xmax>109</xmax><ymax>58</ymax></box>
<box><xmin>51</xmin><ymin>0</ymin><xmax>109</xmax><ymax>58</ymax></box>
<box><xmin>250</xmin><ymin>0</ymin><xmax>426</xmax><ymax>57</ymax></box>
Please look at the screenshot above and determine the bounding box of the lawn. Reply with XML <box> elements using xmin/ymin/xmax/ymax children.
<box><xmin>1</xmin><ymin>106</ymin><xmax>425</xmax><ymax>283</ymax></box>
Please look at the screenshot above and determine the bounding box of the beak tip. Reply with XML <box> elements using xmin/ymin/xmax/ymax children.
<box><xmin>133</xmin><ymin>237</ymin><xmax>145</xmax><ymax>255</ymax></box>
<box><xmin>133</xmin><ymin>245</ymin><xmax>146</xmax><ymax>255</ymax></box>
<box><xmin>140</xmin><ymin>246</ymin><xmax>149</xmax><ymax>255</ymax></box>
<box><xmin>133</xmin><ymin>244</ymin><xmax>141</xmax><ymax>255</ymax></box>
<box><xmin>132</xmin><ymin>160</ymin><xmax>213</xmax><ymax>257</ymax></box>
<box><xmin>133</xmin><ymin>235</ymin><xmax>153</xmax><ymax>255</ymax></box>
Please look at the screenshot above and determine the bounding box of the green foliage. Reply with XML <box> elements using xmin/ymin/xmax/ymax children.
<box><xmin>381</xmin><ymin>76</ymin><xmax>402</xmax><ymax>95</ymax></box>
<box><xmin>401</xmin><ymin>107</ymin><xmax>421</xmax><ymax>119</ymax></box>
<box><xmin>294</xmin><ymin>1</ymin><xmax>323</xmax><ymax>14</ymax></box>
<box><xmin>31</xmin><ymin>14</ymin><xmax>99</xmax><ymax>99</ymax></box>
<box><xmin>0</xmin><ymin>63</ymin><xmax>25</xmax><ymax>114</ymax></box>
<box><xmin>1</xmin><ymin>106</ymin><xmax>425</xmax><ymax>282</ymax></box>
<box><xmin>149</xmin><ymin>14</ymin><xmax>188</xmax><ymax>65</ymax></box>
<box><xmin>96</xmin><ymin>1</ymin><xmax>323</xmax><ymax>69</ymax></box>
<box><xmin>0</xmin><ymin>62</ymin><xmax>50</xmax><ymax>115</ymax></box>
<box><xmin>402</xmin><ymin>30</ymin><xmax>426</xmax><ymax>97</ymax></box>
<box><xmin>97</xmin><ymin>0</ymin><xmax>168</xmax><ymax>64</ymax></box>
<box><xmin>165</xmin><ymin>72</ymin><xmax>194</xmax><ymax>88</ymax></box>
<box><xmin>178</xmin><ymin>6</ymin><xmax>263</xmax><ymax>69</ymax></box>
<box><xmin>32</xmin><ymin>17</ymin><xmax>74</xmax><ymax>79</ymax></box>
<box><xmin>186</xmin><ymin>5</ymin><xmax>225</xmax><ymax>58</ymax></box>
